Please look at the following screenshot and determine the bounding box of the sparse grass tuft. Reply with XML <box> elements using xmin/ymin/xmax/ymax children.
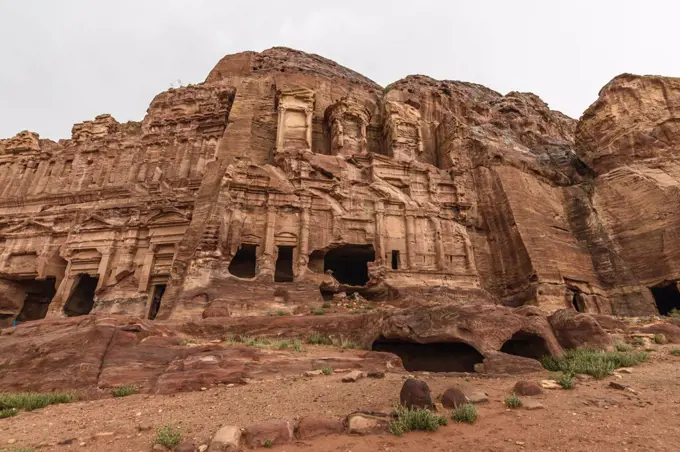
<box><xmin>540</xmin><ymin>348</ymin><xmax>648</xmax><ymax>379</ymax></box>
<box><xmin>322</xmin><ymin>302</ymin><xmax>331</xmax><ymax>309</ymax></box>
<box><xmin>668</xmin><ymin>308</ymin><xmax>680</xmax><ymax>317</ymax></box>
<box><xmin>0</xmin><ymin>407</ymin><xmax>18</xmax><ymax>419</ymax></box>
<box><xmin>263</xmin><ymin>439</ymin><xmax>273</xmax><ymax>448</ymax></box>
<box><xmin>292</xmin><ymin>339</ymin><xmax>303</xmax><ymax>352</ymax></box>
<box><xmin>654</xmin><ymin>333</ymin><xmax>668</xmax><ymax>345</ymax></box>
<box><xmin>615</xmin><ymin>342</ymin><xmax>633</xmax><ymax>352</ymax></box>
<box><xmin>178</xmin><ymin>338</ymin><xmax>193</xmax><ymax>346</ymax></box>
<box><xmin>556</xmin><ymin>372</ymin><xmax>575</xmax><ymax>390</ymax></box>
<box><xmin>340</xmin><ymin>338</ymin><xmax>362</xmax><ymax>350</ymax></box>
<box><xmin>277</xmin><ymin>340</ymin><xmax>289</xmax><ymax>350</ymax></box>
<box><xmin>154</xmin><ymin>424</ymin><xmax>181</xmax><ymax>449</ymax></box>
<box><xmin>0</xmin><ymin>391</ymin><xmax>77</xmax><ymax>411</ymax></box>
<box><xmin>632</xmin><ymin>337</ymin><xmax>645</xmax><ymax>346</ymax></box>
<box><xmin>670</xmin><ymin>348</ymin><xmax>680</xmax><ymax>356</ymax></box>
<box><xmin>310</xmin><ymin>308</ymin><xmax>326</xmax><ymax>316</ymax></box>
<box><xmin>504</xmin><ymin>393</ymin><xmax>523</xmax><ymax>409</ymax></box>
<box><xmin>451</xmin><ymin>403</ymin><xmax>477</xmax><ymax>423</ymax></box>
<box><xmin>276</xmin><ymin>310</ymin><xmax>289</xmax><ymax>316</ymax></box>
<box><xmin>322</xmin><ymin>366</ymin><xmax>334</xmax><ymax>375</ymax></box>
<box><xmin>388</xmin><ymin>405</ymin><xmax>447</xmax><ymax>436</ymax></box>
<box><xmin>307</xmin><ymin>332</ymin><xmax>333</xmax><ymax>345</ymax></box>
<box><xmin>112</xmin><ymin>385</ymin><xmax>138</xmax><ymax>398</ymax></box>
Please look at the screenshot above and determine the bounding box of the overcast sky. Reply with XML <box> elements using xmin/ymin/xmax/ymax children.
<box><xmin>1</xmin><ymin>0</ymin><xmax>678</xmax><ymax>140</ymax></box>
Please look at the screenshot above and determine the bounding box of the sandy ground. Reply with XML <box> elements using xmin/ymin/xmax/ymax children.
<box><xmin>1</xmin><ymin>346</ymin><xmax>680</xmax><ymax>452</ymax></box>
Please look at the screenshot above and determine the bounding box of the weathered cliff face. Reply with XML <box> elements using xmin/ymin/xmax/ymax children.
<box><xmin>0</xmin><ymin>48</ymin><xmax>677</xmax><ymax>326</ymax></box>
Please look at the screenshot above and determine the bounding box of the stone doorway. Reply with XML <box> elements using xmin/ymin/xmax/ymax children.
<box><xmin>500</xmin><ymin>332</ymin><xmax>551</xmax><ymax>360</ymax></box>
<box><xmin>274</xmin><ymin>246</ymin><xmax>294</xmax><ymax>282</ymax></box>
<box><xmin>324</xmin><ymin>245</ymin><xmax>375</xmax><ymax>286</ymax></box>
<box><xmin>649</xmin><ymin>282</ymin><xmax>680</xmax><ymax>316</ymax></box>
<box><xmin>148</xmin><ymin>284</ymin><xmax>166</xmax><ymax>320</ymax></box>
<box><xmin>570</xmin><ymin>289</ymin><xmax>586</xmax><ymax>312</ymax></box>
<box><xmin>16</xmin><ymin>277</ymin><xmax>57</xmax><ymax>322</ymax></box>
<box><xmin>371</xmin><ymin>338</ymin><xmax>484</xmax><ymax>372</ymax></box>
<box><xmin>63</xmin><ymin>274</ymin><xmax>98</xmax><ymax>317</ymax></box>
<box><xmin>228</xmin><ymin>244</ymin><xmax>257</xmax><ymax>278</ymax></box>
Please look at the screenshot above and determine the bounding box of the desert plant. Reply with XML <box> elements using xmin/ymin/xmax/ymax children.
<box><xmin>276</xmin><ymin>310</ymin><xmax>288</xmax><ymax>316</ymax></box>
<box><xmin>668</xmin><ymin>308</ymin><xmax>680</xmax><ymax>317</ymax></box>
<box><xmin>263</xmin><ymin>439</ymin><xmax>273</xmax><ymax>448</ymax></box>
<box><xmin>556</xmin><ymin>372</ymin><xmax>575</xmax><ymax>390</ymax></box>
<box><xmin>540</xmin><ymin>348</ymin><xmax>648</xmax><ymax>379</ymax></box>
<box><xmin>504</xmin><ymin>394</ymin><xmax>523</xmax><ymax>409</ymax></box>
<box><xmin>0</xmin><ymin>391</ymin><xmax>77</xmax><ymax>411</ymax></box>
<box><xmin>340</xmin><ymin>338</ymin><xmax>362</xmax><ymax>350</ymax></box>
<box><xmin>321</xmin><ymin>366</ymin><xmax>334</xmax><ymax>375</ymax></box>
<box><xmin>292</xmin><ymin>339</ymin><xmax>303</xmax><ymax>352</ymax></box>
<box><xmin>0</xmin><ymin>407</ymin><xmax>18</xmax><ymax>419</ymax></box>
<box><xmin>178</xmin><ymin>338</ymin><xmax>193</xmax><ymax>346</ymax></box>
<box><xmin>112</xmin><ymin>385</ymin><xmax>138</xmax><ymax>398</ymax></box>
<box><xmin>154</xmin><ymin>424</ymin><xmax>181</xmax><ymax>449</ymax></box>
<box><xmin>632</xmin><ymin>337</ymin><xmax>646</xmax><ymax>346</ymax></box>
<box><xmin>310</xmin><ymin>308</ymin><xmax>326</xmax><ymax>316</ymax></box>
<box><xmin>322</xmin><ymin>302</ymin><xmax>331</xmax><ymax>309</ymax></box>
<box><xmin>654</xmin><ymin>333</ymin><xmax>668</xmax><ymax>345</ymax></box>
<box><xmin>277</xmin><ymin>340</ymin><xmax>289</xmax><ymax>350</ymax></box>
<box><xmin>307</xmin><ymin>332</ymin><xmax>333</xmax><ymax>345</ymax></box>
<box><xmin>615</xmin><ymin>342</ymin><xmax>633</xmax><ymax>352</ymax></box>
<box><xmin>451</xmin><ymin>403</ymin><xmax>478</xmax><ymax>423</ymax></box>
<box><xmin>670</xmin><ymin>348</ymin><xmax>680</xmax><ymax>356</ymax></box>
<box><xmin>388</xmin><ymin>405</ymin><xmax>447</xmax><ymax>436</ymax></box>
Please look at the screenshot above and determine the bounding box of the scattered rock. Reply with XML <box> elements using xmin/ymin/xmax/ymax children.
<box><xmin>465</xmin><ymin>390</ymin><xmax>489</xmax><ymax>404</ymax></box>
<box><xmin>136</xmin><ymin>422</ymin><xmax>153</xmax><ymax>432</ymax></box>
<box><xmin>346</xmin><ymin>412</ymin><xmax>390</xmax><ymax>435</ymax></box>
<box><xmin>540</xmin><ymin>380</ymin><xmax>562</xmax><ymax>390</ymax></box>
<box><xmin>175</xmin><ymin>442</ymin><xmax>196</xmax><ymax>452</ymax></box>
<box><xmin>296</xmin><ymin>417</ymin><xmax>344</xmax><ymax>439</ymax></box>
<box><xmin>209</xmin><ymin>425</ymin><xmax>241</xmax><ymax>452</ymax></box>
<box><xmin>7</xmin><ymin>439</ymin><xmax>16</xmax><ymax>444</ymax></box>
<box><xmin>441</xmin><ymin>386</ymin><xmax>468</xmax><ymax>408</ymax></box>
<box><xmin>153</xmin><ymin>445</ymin><xmax>166</xmax><ymax>451</ymax></box>
<box><xmin>242</xmin><ymin>420</ymin><xmax>293</xmax><ymax>448</ymax></box>
<box><xmin>198</xmin><ymin>445</ymin><xmax>208</xmax><ymax>452</ymax></box>
<box><xmin>617</xmin><ymin>367</ymin><xmax>634</xmax><ymax>374</ymax></box>
<box><xmin>341</xmin><ymin>370</ymin><xmax>364</xmax><ymax>383</ymax></box>
<box><xmin>400</xmin><ymin>379</ymin><xmax>433</xmax><ymax>409</ymax></box>
<box><xmin>513</xmin><ymin>380</ymin><xmax>543</xmax><ymax>396</ymax></box>
<box><xmin>367</xmin><ymin>371</ymin><xmax>385</xmax><ymax>379</ymax></box>
<box><xmin>304</xmin><ymin>370</ymin><xmax>323</xmax><ymax>377</ymax></box>
<box><xmin>608</xmin><ymin>381</ymin><xmax>629</xmax><ymax>390</ymax></box>
<box><xmin>481</xmin><ymin>353</ymin><xmax>543</xmax><ymax>374</ymax></box>
<box><xmin>522</xmin><ymin>400</ymin><xmax>545</xmax><ymax>410</ymax></box>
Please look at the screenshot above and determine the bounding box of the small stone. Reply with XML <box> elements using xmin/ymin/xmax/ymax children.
<box><xmin>7</xmin><ymin>439</ymin><xmax>16</xmax><ymax>444</ymax></box>
<box><xmin>540</xmin><ymin>380</ymin><xmax>562</xmax><ymax>390</ymax></box>
<box><xmin>152</xmin><ymin>445</ymin><xmax>165</xmax><ymax>451</ymax></box>
<box><xmin>516</xmin><ymin>441</ymin><xmax>526</xmax><ymax>446</ymax></box>
<box><xmin>94</xmin><ymin>432</ymin><xmax>115</xmax><ymax>438</ymax></box>
<box><xmin>80</xmin><ymin>442</ymin><xmax>86</xmax><ymax>447</ymax></box>
<box><xmin>346</xmin><ymin>413</ymin><xmax>389</xmax><ymax>435</ymax></box>
<box><xmin>201</xmin><ymin>387</ymin><xmax>208</xmax><ymax>391</ymax></box>
<box><xmin>400</xmin><ymin>379</ymin><xmax>433</xmax><ymax>409</ymax></box>
<box><xmin>136</xmin><ymin>422</ymin><xmax>153</xmax><ymax>432</ymax></box>
<box><xmin>242</xmin><ymin>420</ymin><xmax>293</xmax><ymax>448</ymax></box>
<box><xmin>341</xmin><ymin>370</ymin><xmax>364</xmax><ymax>383</ymax></box>
<box><xmin>513</xmin><ymin>380</ymin><xmax>543</xmax><ymax>396</ymax></box>
<box><xmin>175</xmin><ymin>441</ymin><xmax>196</xmax><ymax>452</ymax></box>
<box><xmin>135</xmin><ymin>411</ymin><xmax>142</xmax><ymax>417</ymax></box>
<box><xmin>441</xmin><ymin>386</ymin><xmax>468</xmax><ymax>408</ymax></box>
<box><xmin>209</xmin><ymin>425</ymin><xmax>241</xmax><ymax>451</ymax></box>
<box><xmin>465</xmin><ymin>390</ymin><xmax>489</xmax><ymax>404</ymax></box>
<box><xmin>618</xmin><ymin>368</ymin><xmax>634</xmax><ymax>374</ymax></box>
<box><xmin>198</xmin><ymin>445</ymin><xmax>208</xmax><ymax>452</ymax></box>
<box><xmin>304</xmin><ymin>370</ymin><xmax>323</xmax><ymax>377</ymax></box>
<box><xmin>609</xmin><ymin>381</ymin><xmax>629</xmax><ymax>390</ymax></box>
<box><xmin>367</xmin><ymin>371</ymin><xmax>385</xmax><ymax>379</ymax></box>
<box><xmin>296</xmin><ymin>417</ymin><xmax>344</xmax><ymax>439</ymax></box>
<box><xmin>522</xmin><ymin>400</ymin><xmax>545</xmax><ymax>410</ymax></box>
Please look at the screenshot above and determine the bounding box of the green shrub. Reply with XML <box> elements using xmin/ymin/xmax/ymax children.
<box><xmin>388</xmin><ymin>406</ymin><xmax>447</xmax><ymax>436</ymax></box>
<box><xmin>0</xmin><ymin>407</ymin><xmax>18</xmax><ymax>419</ymax></box>
<box><xmin>322</xmin><ymin>302</ymin><xmax>331</xmax><ymax>309</ymax></box>
<box><xmin>111</xmin><ymin>385</ymin><xmax>138</xmax><ymax>398</ymax></box>
<box><xmin>540</xmin><ymin>348</ymin><xmax>648</xmax><ymax>379</ymax></box>
<box><xmin>292</xmin><ymin>339</ymin><xmax>303</xmax><ymax>352</ymax></box>
<box><xmin>504</xmin><ymin>394</ymin><xmax>522</xmax><ymax>409</ymax></box>
<box><xmin>277</xmin><ymin>340</ymin><xmax>289</xmax><ymax>350</ymax></box>
<box><xmin>263</xmin><ymin>439</ymin><xmax>273</xmax><ymax>448</ymax></box>
<box><xmin>556</xmin><ymin>373</ymin><xmax>575</xmax><ymax>390</ymax></box>
<box><xmin>178</xmin><ymin>338</ymin><xmax>193</xmax><ymax>346</ymax></box>
<box><xmin>0</xmin><ymin>391</ymin><xmax>77</xmax><ymax>411</ymax></box>
<box><xmin>670</xmin><ymin>348</ymin><xmax>680</xmax><ymax>356</ymax></box>
<box><xmin>310</xmin><ymin>308</ymin><xmax>326</xmax><ymax>316</ymax></box>
<box><xmin>307</xmin><ymin>332</ymin><xmax>333</xmax><ymax>345</ymax></box>
<box><xmin>668</xmin><ymin>308</ymin><xmax>680</xmax><ymax>317</ymax></box>
<box><xmin>276</xmin><ymin>310</ymin><xmax>289</xmax><ymax>316</ymax></box>
<box><xmin>654</xmin><ymin>333</ymin><xmax>668</xmax><ymax>345</ymax></box>
<box><xmin>615</xmin><ymin>342</ymin><xmax>633</xmax><ymax>352</ymax></box>
<box><xmin>632</xmin><ymin>337</ymin><xmax>645</xmax><ymax>346</ymax></box>
<box><xmin>154</xmin><ymin>424</ymin><xmax>181</xmax><ymax>449</ymax></box>
<box><xmin>451</xmin><ymin>403</ymin><xmax>477</xmax><ymax>423</ymax></box>
<box><xmin>321</xmin><ymin>366</ymin><xmax>333</xmax><ymax>375</ymax></box>
<box><xmin>340</xmin><ymin>338</ymin><xmax>362</xmax><ymax>350</ymax></box>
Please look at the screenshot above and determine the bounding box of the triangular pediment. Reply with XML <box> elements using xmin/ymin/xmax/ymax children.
<box><xmin>4</xmin><ymin>220</ymin><xmax>54</xmax><ymax>235</ymax></box>
<box><xmin>146</xmin><ymin>208</ymin><xmax>189</xmax><ymax>225</ymax></box>
<box><xmin>79</xmin><ymin>215</ymin><xmax>113</xmax><ymax>230</ymax></box>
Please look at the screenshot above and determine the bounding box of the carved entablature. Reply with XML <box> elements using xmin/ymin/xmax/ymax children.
<box><xmin>4</xmin><ymin>131</ymin><xmax>41</xmax><ymax>155</ymax></box>
<box><xmin>383</xmin><ymin>101</ymin><xmax>424</xmax><ymax>162</ymax></box>
<box><xmin>276</xmin><ymin>88</ymin><xmax>315</xmax><ymax>152</ymax></box>
<box><xmin>324</xmin><ymin>98</ymin><xmax>371</xmax><ymax>156</ymax></box>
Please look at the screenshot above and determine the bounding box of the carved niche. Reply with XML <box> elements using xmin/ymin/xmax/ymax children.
<box><xmin>324</xmin><ymin>97</ymin><xmax>371</xmax><ymax>156</ymax></box>
<box><xmin>275</xmin><ymin>88</ymin><xmax>315</xmax><ymax>152</ymax></box>
<box><xmin>383</xmin><ymin>101</ymin><xmax>424</xmax><ymax>162</ymax></box>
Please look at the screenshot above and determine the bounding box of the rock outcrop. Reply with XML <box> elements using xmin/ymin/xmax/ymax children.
<box><xmin>0</xmin><ymin>47</ymin><xmax>679</xmax><ymax>329</ymax></box>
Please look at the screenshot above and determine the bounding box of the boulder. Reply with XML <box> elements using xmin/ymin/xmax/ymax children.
<box><xmin>440</xmin><ymin>386</ymin><xmax>468</xmax><ymax>408</ymax></box>
<box><xmin>341</xmin><ymin>370</ymin><xmax>364</xmax><ymax>383</ymax></box>
<box><xmin>548</xmin><ymin>309</ymin><xmax>613</xmax><ymax>350</ymax></box>
<box><xmin>513</xmin><ymin>380</ymin><xmax>543</xmax><ymax>396</ymax></box>
<box><xmin>209</xmin><ymin>425</ymin><xmax>241</xmax><ymax>452</ymax></box>
<box><xmin>481</xmin><ymin>352</ymin><xmax>544</xmax><ymax>374</ymax></box>
<box><xmin>399</xmin><ymin>379</ymin><xmax>433</xmax><ymax>409</ymax></box>
<box><xmin>295</xmin><ymin>417</ymin><xmax>344</xmax><ymax>439</ymax></box>
<box><xmin>345</xmin><ymin>412</ymin><xmax>390</xmax><ymax>435</ymax></box>
<box><xmin>242</xmin><ymin>420</ymin><xmax>293</xmax><ymax>448</ymax></box>
<box><xmin>636</xmin><ymin>323</ymin><xmax>680</xmax><ymax>343</ymax></box>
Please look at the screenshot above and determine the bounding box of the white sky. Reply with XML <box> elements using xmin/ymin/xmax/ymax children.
<box><xmin>1</xmin><ymin>0</ymin><xmax>678</xmax><ymax>139</ymax></box>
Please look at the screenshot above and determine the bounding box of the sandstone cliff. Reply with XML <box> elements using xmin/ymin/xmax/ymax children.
<box><xmin>0</xmin><ymin>47</ymin><xmax>677</xmax><ymax>326</ymax></box>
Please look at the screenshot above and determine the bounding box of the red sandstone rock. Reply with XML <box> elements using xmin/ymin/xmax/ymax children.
<box><xmin>481</xmin><ymin>353</ymin><xmax>544</xmax><ymax>375</ymax></box>
<box><xmin>548</xmin><ymin>309</ymin><xmax>613</xmax><ymax>350</ymax></box>
<box><xmin>400</xmin><ymin>379</ymin><xmax>433</xmax><ymax>409</ymax></box>
<box><xmin>513</xmin><ymin>380</ymin><xmax>544</xmax><ymax>396</ymax></box>
<box><xmin>440</xmin><ymin>386</ymin><xmax>468</xmax><ymax>408</ymax></box>
<box><xmin>242</xmin><ymin>419</ymin><xmax>293</xmax><ymax>448</ymax></box>
<box><xmin>295</xmin><ymin>417</ymin><xmax>344</xmax><ymax>439</ymax></box>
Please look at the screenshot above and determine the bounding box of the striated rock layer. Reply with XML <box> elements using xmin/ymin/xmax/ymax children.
<box><xmin>0</xmin><ymin>47</ymin><xmax>678</xmax><ymax>326</ymax></box>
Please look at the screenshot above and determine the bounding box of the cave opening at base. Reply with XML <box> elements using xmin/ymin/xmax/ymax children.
<box><xmin>649</xmin><ymin>282</ymin><xmax>680</xmax><ymax>316</ymax></box>
<box><xmin>500</xmin><ymin>332</ymin><xmax>552</xmax><ymax>360</ymax></box>
<box><xmin>324</xmin><ymin>244</ymin><xmax>375</xmax><ymax>286</ymax></box>
<box><xmin>570</xmin><ymin>289</ymin><xmax>585</xmax><ymax>313</ymax></box>
<box><xmin>371</xmin><ymin>338</ymin><xmax>484</xmax><ymax>372</ymax></box>
<box><xmin>228</xmin><ymin>244</ymin><xmax>257</xmax><ymax>278</ymax></box>
<box><xmin>274</xmin><ymin>246</ymin><xmax>294</xmax><ymax>282</ymax></box>
<box><xmin>63</xmin><ymin>274</ymin><xmax>99</xmax><ymax>317</ymax></box>
<box><xmin>16</xmin><ymin>277</ymin><xmax>57</xmax><ymax>322</ymax></box>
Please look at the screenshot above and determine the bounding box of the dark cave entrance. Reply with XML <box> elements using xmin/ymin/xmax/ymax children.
<box><xmin>274</xmin><ymin>246</ymin><xmax>294</xmax><ymax>282</ymax></box>
<box><xmin>63</xmin><ymin>274</ymin><xmax>98</xmax><ymax>317</ymax></box>
<box><xmin>571</xmin><ymin>289</ymin><xmax>586</xmax><ymax>313</ymax></box>
<box><xmin>324</xmin><ymin>245</ymin><xmax>375</xmax><ymax>286</ymax></box>
<box><xmin>228</xmin><ymin>244</ymin><xmax>257</xmax><ymax>278</ymax></box>
<box><xmin>16</xmin><ymin>277</ymin><xmax>57</xmax><ymax>322</ymax></box>
<box><xmin>371</xmin><ymin>338</ymin><xmax>484</xmax><ymax>372</ymax></box>
<box><xmin>391</xmin><ymin>250</ymin><xmax>400</xmax><ymax>270</ymax></box>
<box><xmin>650</xmin><ymin>282</ymin><xmax>680</xmax><ymax>316</ymax></box>
<box><xmin>500</xmin><ymin>332</ymin><xmax>552</xmax><ymax>360</ymax></box>
<box><xmin>148</xmin><ymin>284</ymin><xmax>166</xmax><ymax>320</ymax></box>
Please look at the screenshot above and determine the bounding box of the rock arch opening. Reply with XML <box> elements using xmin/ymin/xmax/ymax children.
<box><xmin>16</xmin><ymin>277</ymin><xmax>57</xmax><ymax>322</ymax></box>
<box><xmin>650</xmin><ymin>282</ymin><xmax>680</xmax><ymax>316</ymax></box>
<box><xmin>500</xmin><ymin>332</ymin><xmax>551</xmax><ymax>360</ymax></box>
<box><xmin>371</xmin><ymin>338</ymin><xmax>484</xmax><ymax>372</ymax></box>
<box><xmin>63</xmin><ymin>274</ymin><xmax>98</xmax><ymax>317</ymax></box>
<box><xmin>228</xmin><ymin>244</ymin><xmax>257</xmax><ymax>278</ymax></box>
<box><xmin>324</xmin><ymin>245</ymin><xmax>375</xmax><ymax>286</ymax></box>
<box><xmin>570</xmin><ymin>289</ymin><xmax>585</xmax><ymax>313</ymax></box>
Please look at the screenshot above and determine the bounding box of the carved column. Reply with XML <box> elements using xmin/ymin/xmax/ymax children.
<box><xmin>96</xmin><ymin>249</ymin><xmax>112</xmax><ymax>291</ymax></box>
<box><xmin>46</xmin><ymin>261</ymin><xmax>74</xmax><ymax>318</ymax></box>
<box><xmin>305</xmin><ymin>106</ymin><xmax>313</xmax><ymax>149</ymax></box>
<box><xmin>296</xmin><ymin>197</ymin><xmax>311</xmax><ymax>278</ymax></box>
<box><xmin>138</xmin><ymin>244</ymin><xmax>156</xmax><ymax>292</ymax></box>
<box><xmin>405</xmin><ymin>213</ymin><xmax>417</xmax><ymax>270</ymax></box>
<box><xmin>276</xmin><ymin>105</ymin><xmax>286</xmax><ymax>150</ymax></box>
<box><xmin>258</xmin><ymin>205</ymin><xmax>277</xmax><ymax>279</ymax></box>
<box><xmin>433</xmin><ymin>217</ymin><xmax>445</xmax><ymax>271</ymax></box>
<box><xmin>374</xmin><ymin>201</ymin><xmax>386</xmax><ymax>266</ymax></box>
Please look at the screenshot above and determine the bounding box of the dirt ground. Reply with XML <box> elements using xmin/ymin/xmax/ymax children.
<box><xmin>1</xmin><ymin>345</ymin><xmax>680</xmax><ymax>452</ymax></box>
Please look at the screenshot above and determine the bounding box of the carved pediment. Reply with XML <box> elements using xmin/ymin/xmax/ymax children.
<box><xmin>78</xmin><ymin>215</ymin><xmax>114</xmax><ymax>231</ymax></box>
<box><xmin>146</xmin><ymin>208</ymin><xmax>189</xmax><ymax>225</ymax></box>
<box><xmin>3</xmin><ymin>220</ymin><xmax>54</xmax><ymax>235</ymax></box>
